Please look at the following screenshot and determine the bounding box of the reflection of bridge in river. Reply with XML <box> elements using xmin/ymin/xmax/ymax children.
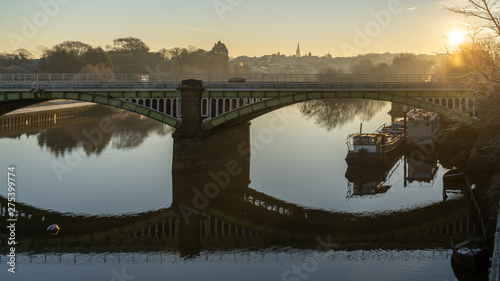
<box><xmin>0</xmin><ymin>122</ymin><xmax>480</xmax><ymax>253</ymax></box>
<box><xmin>0</xmin><ymin>188</ymin><xmax>478</xmax><ymax>250</ymax></box>
<box><xmin>0</xmin><ymin>101</ymin><xmax>95</xmax><ymax>136</ymax></box>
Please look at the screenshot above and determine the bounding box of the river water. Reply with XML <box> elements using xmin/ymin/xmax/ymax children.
<box><xmin>0</xmin><ymin>100</ymin><xmax>489</xmax><ymax>280</ymax></box>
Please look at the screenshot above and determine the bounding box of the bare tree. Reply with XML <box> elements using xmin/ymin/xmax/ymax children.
<box><xmin>445</xmin><ymin>1</ymin><xmax>500</xmax><ymax>169</ymax></box>
<box><xmin>447</xmin><ymin>1</ymin><xmax>500</xmax><ymax>36</ymax></box>
<box><xmin>446</xmin><ymin>1</ymin><xmax>500</xmax><ymax>116</ymax></box>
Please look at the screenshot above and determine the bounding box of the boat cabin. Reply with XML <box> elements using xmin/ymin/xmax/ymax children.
<box><xmin>352</xmin><ymin>133</ymin><xmax>384</xmax><ymax>153</ymax></box>
<box><xmin>407</xmin><ymin>109</ymin><xmax>441</xmax><ymax>144</ymax></box>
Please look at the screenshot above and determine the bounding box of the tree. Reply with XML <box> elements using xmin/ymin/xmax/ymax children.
<box><xmin>12</xmin><ymin>49</ymin><xmax>33</xmax><ymax>61</ymax></box>
<box><xmin>390</xmin><ymin>53</ymin><xmax>434</xmax><ymax>74</ymax></box>
<box><xmin>80</xmin><ymin>62</ymin><xmax>113</xmax><ymax>74</ymax></box>
<box><xmin>108</xmin><ymin>37</ymin><xmax>162</xmax><ymax>73</ymax></box>
<box><xmin>374</xmin><ymin>62</ymin><xmax>390</xmax><ymax>74</ymax></box>
<box><xmin>38</xmin><ymin>41</ymin><xmax>91</xmax><ymax>73</ymax></box>
<box><xmin>208</xmin><ymin>41</ymin><xmax>229</xmax><ymax>73</ymax></box>
<box><xmin>54</xmin><ymin>41</ymin><xmax>92</xmax><ymax>57</ymax></box>
<box><xmin>168</xmin><ymin>47</ymin><xmax>191</xmax><ymax>72</ymax></box>
<box><xmin>38</xmin><ymin>41</ymin><xmax>114</xmax><ymax>73</ymax></box>
<box><xmin>39</xmin><ymin>47</ymin><xmax>82</xmax><ymax>73</ymax></box>
<box><xmin>111</xmin><ymin>37</ymin><xmax>150</xmax><ymax>54</ymax></box>
<box><xmin>447</xmin><ymin>1</ymin><xmax>500</xmax><ymax>36</ymax></box>
<box><xmin>446</xmin><ymin>1</ymin><xmax>500</xmax><ymax>102</ymax></box>
<box><xmin>166</xmin><ymin>41</ymin><xmax>230</xmax><ymax>73</ymax></box>
<box><xmin>317</xmin><ymin>67</ymin><xmax>344</xmax><ymax>82</ymax></box>
<box><xmin>210</xmin><ymin>41</ymin><xmax>228</xmax><ymax>60</ymax></box>
<box><xmin>39</xmin><ymin>41</ymin><xmax>114</xmax><ymax>73</ymax></box>
<box><xmin>447</xmin><ymin>0</ymin><xmax>500</xmax><ymax>168</ymax></box>
<box><xmin>350</xmin><ymin>59</ymin><xmax>375</xmax><ymax>74</ymax></box>
<box><xmin>158</xmin><ymin>48</ymin><xmax>170</xmax><ymax>60</ymax></box>
<box><xmin>446</xmin><ymin>1</ymin><xmax>500</xmax><ymax>82</ymax></box>
<box><xmin>83</xmin><ymin>47</ymin><xmax>113</xmax><ymax>70</ymax></box>
<box><xmin>0</xmin><ymin>49</ymin><xmax>37</xmax><ymax>73</ymax></box>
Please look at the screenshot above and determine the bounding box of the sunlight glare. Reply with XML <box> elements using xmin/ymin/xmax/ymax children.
<box><xmin>448</xmin><ymin>30</ymin><xmax>465</xmax><ymax>46</ymax></box>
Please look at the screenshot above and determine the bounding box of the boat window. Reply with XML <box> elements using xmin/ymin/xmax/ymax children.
<box><xmin>354</xmin><ymin>137</ymin><xmax>361</xmax><ymax>145</ymax></box>
<box><xmin>362</xmin><ymin>137</ymin><xmax>369</xmax><ymax>145</ymax></box>
<box><xmin>370</xmin><ymin>137</ymin><xmax>376</xmax><ymax>145</ymax></box>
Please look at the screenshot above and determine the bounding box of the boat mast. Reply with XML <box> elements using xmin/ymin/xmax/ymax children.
<box><xmin>403</xmin><ymin>106</ymin><xmax>408</xmax><ymax>142</ymax></box>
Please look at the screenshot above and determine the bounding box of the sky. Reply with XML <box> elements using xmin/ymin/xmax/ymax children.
<box><xmin>0</xmin><ymin>0</ymin><xmax>471</xmax><ymax>58</ymax></box>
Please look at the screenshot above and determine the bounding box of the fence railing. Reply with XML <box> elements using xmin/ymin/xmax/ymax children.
<box><xmin>0</xmin><ymin>73</ymin><xmax>470</xmax><ymax>84</ymax></box>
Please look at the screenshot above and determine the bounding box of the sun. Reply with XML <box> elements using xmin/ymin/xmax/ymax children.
<box><xmin>448</xmin><ymin>30</ymin><xmax>466</xmax><ymax>46</ymax></box>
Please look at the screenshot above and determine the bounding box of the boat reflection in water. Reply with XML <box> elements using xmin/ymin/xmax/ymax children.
<box><xmin>345</xmin><ymin>138</ymin><xmax>441</xmax><ymax>198</ymax></box>
<box><xmin>400</xmin><ymin>109</ymin><xmax>441</xmax><ymax>188</ymax></box>
<box><xmin>345</xmin><ymin>157</ymin><xmax>402</xmax><ymax>198</ymax></box>
<box><xmin>404</xmin><ymin>144</ymin><xmax>439</xmax><ymax>188</ymax></box>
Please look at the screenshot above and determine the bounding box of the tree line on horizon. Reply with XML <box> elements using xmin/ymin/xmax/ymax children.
<box><xmin>0</xmin><ymin>36</ymin><xmax>472</xmax><ymax>75</ymax></box>
<box><xmin>0</xmin><ymin>37</ymin><xmax>230</xmax><ymax>74</ymax></box>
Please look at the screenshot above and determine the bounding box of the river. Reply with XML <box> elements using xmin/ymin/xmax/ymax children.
<box><xmin>0</xmin><ymin>100</ymin><xmax>489</xmax><ymax>280</ymax></box>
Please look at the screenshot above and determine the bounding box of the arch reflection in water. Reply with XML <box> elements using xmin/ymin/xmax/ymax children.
<box><xmin>0</xmin><ymin>102</ymin><xmax>489</xmax><ymax>281</ymax></box>
<box><xmin>0</xmin><ymin>122</ymin><xmax>481</xmax><ymax>255</ymax></box>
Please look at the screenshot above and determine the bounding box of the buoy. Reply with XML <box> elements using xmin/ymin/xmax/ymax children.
<box><xmin>46</xmin><ymin>224</ymin><xmax>60</xmax><ymax>235</ymax></box>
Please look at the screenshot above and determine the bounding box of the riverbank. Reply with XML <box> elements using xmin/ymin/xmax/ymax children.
<box><xmin>488</xmin><ymin>172</ymin><xmax>500</xmax><ymax>280</ymax></box>
<box><xmin>490</xmin><ymin>178</ymin><xmax>500</xmax><ymax>280</ymax></box>
<box><xmin>467</xmin><ymin>113</ymin><xmax>500</xmax><ymax>280</ymax></box>
<box><xmin>436</xmin><ymin>109</ymin><xmax>500</xmax><ymax>279</ymax></box>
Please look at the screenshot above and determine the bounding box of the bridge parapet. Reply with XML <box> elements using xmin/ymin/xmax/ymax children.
<box><xmin>0</xmin><ymin>82</ymin><xmax>179</xmax><ymax>91</ymax></box>
<box><xmin>0</xmin><ymin>73</ymin><xmax>472</xmax><ymax>85</ymax></box>
<box><xmin>204</xmin><ymin>82</ymin><xmax>467</xmax><ymax>91</ymax></box>
<box><xmin>0</xmin><ymin>81</ymin><xmax>468</xmax><ymax>92</ymax></box>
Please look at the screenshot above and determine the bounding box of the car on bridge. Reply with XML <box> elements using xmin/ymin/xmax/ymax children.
<box><xmin>228</xmin><ymin>77</ymin><xmax>246</xmax><ymax>83</ymax></box>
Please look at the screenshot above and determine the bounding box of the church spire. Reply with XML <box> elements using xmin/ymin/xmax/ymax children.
<box><xmin>296</xmin><ymin>42</ymin><xmax>301</xmax><ymax>57</ymax></box>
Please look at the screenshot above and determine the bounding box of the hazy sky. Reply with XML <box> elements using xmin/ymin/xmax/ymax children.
<box><xmin>0</xmin><ymin>0</ymin><xmax>469</xmax><ymax>57</ymax></box>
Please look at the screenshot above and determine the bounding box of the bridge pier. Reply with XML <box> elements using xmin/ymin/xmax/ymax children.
<box><xmin>172</xmin><ymin>79</ymin><xmax>204</xmax><ymax>140</ymax></box>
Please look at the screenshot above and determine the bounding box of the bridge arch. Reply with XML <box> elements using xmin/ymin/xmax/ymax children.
<box><xmin>202</xmin><ymin>91</ymin><xmax>477</xmax><ymax>130</ymax></box>
<box><xmin>0</xmin><ymin>91</ymin><xmax>181</xmax><ymax>128</ymax></box>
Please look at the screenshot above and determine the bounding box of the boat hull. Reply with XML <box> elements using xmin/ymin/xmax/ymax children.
<box><xmin>451</xmin><ymin>238</ymin><xmax>488</xmax><ymax>272</ymax></box>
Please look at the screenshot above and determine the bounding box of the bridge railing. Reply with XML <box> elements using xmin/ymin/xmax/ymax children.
<box><xmin>0</xmin><ymin>73</ymin><xmax>468</xmax><ymax>84</ymax></box>
<box><xmin>0</xmin><ymin>82</ymin><xmax>180</xmax><ymax>90</ymax></box>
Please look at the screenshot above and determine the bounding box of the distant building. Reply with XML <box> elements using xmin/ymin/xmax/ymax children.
<box><xmin>296</xmin><ymin>42</ymin><xmax>301</xmax><ymax>58</ymax></box>
<box><xmin>266</xmin><ymin>54</ymin><xmax>316</xmax><ymax>74</ymax></box>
